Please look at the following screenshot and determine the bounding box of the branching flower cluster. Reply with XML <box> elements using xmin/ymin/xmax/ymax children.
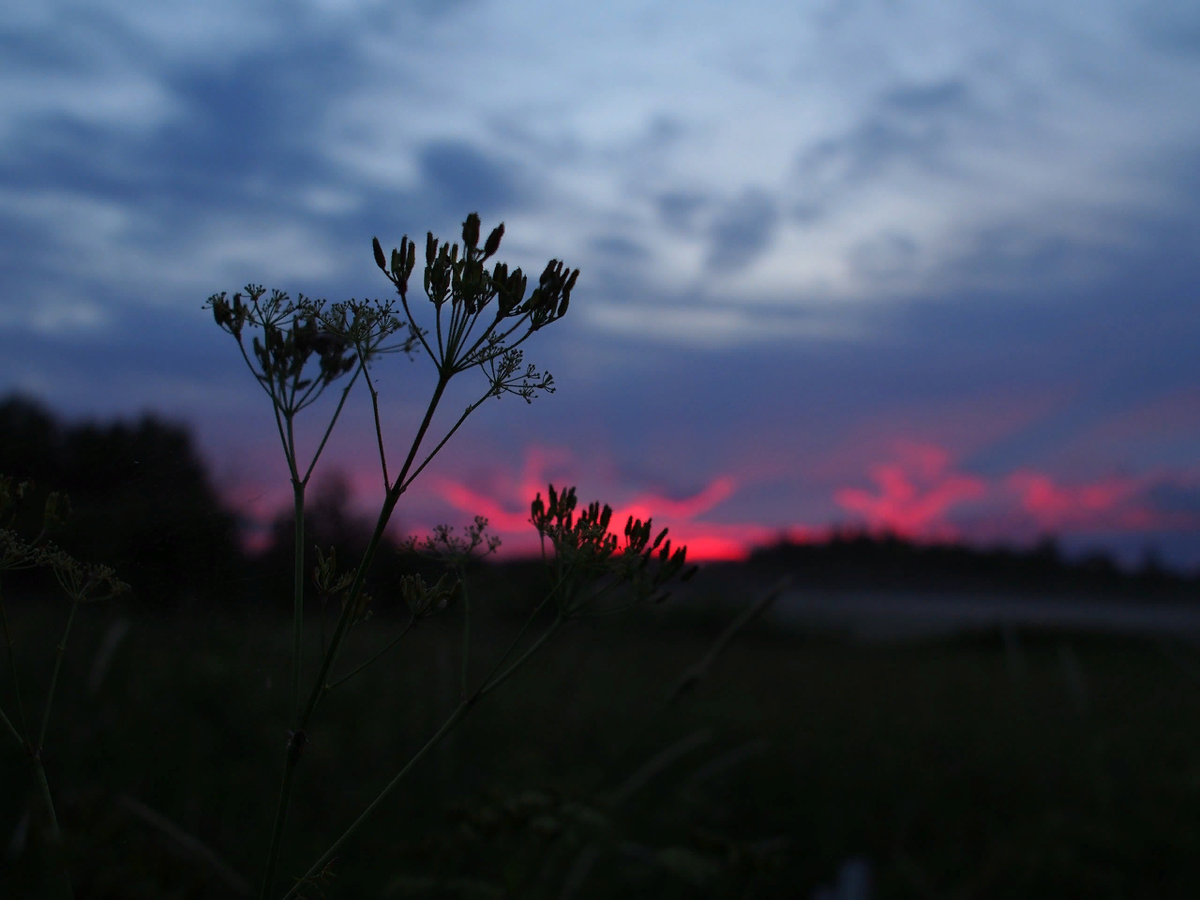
<box><xmin>396</xmin><ymin>516</ymin><xmax>503</xmax><ymax>621</ymax></box>
<box><xmin>530</xmin><ymin>484</ymin><xmax>698</xmax><ymax>618</ymax></box>
<box><xmin>372</xmin><ymin>212</ymin><xmax>577</xmax><ymax>402</ymax></box>
<box><xmin>0</xmin><ymin>475</ymin><xmax>128</xmax><ymax>604</ymax></box>
<box><xmin>1</xmin><ymin>473</ymin><xmax>129</xmax><ymax>900</ymax></box>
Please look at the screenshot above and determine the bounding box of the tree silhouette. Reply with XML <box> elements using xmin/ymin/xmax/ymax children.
<box><xmin>0</xmin><ymin>394</ymin><xmax>245</xmax><ymax>606</ymax></box>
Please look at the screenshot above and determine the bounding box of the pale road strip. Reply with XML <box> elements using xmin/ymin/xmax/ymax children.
<box><xmin>769</xmin><ymin>591</ymin><xmax>1200</xmax><ymax>642</ymax></box>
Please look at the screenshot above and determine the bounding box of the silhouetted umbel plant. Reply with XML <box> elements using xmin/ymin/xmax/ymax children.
<box><xmin>0</xmin><ymin>473</ymin><xmax>129</xmax><ymax>899</ymax></box>
<box><xmin>202</xmin><ymin>214</ymin><xmax>694</xmax><ymax>899</ymax></box>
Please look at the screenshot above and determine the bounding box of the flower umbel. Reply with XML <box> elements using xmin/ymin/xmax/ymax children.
<box><xmin>530</xmin><ymin>485</ymin><xmax>698</xmax><ymax>616</ymax></box>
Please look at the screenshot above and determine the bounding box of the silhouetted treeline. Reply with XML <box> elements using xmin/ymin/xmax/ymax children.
<box><xmin>0</xmin><ymin>394</ymin><xmax>246</xmax><ymax>605</ymax></box>
<box><xmin>3</xmin><ymin>394</ymin><xmax>1198</xmax><ymax>609</ymax></box>
<box><xmin>0</xmin><ymin>394</ymin><xmax>471</xmax><ymax>612</ymax></box>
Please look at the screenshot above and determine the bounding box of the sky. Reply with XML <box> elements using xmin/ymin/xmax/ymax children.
<box><xmin>2</xmin><ymin>0</ymin><xmax>1200</xmax><ymax>569</ymax></box>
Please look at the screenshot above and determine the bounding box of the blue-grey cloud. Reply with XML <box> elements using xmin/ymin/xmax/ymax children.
<box><xmin>793</xmin><ymin>78</ymin><xmax>974</xmax><ymax>213</ymax></box>
<box><xmin>1132</xmin><ymin>1</ymin><xmax>1200</xmax><ymax>56</ymax></box>
<box><xmin>706</xmin><ymin>189</ymin><xmax>779</xmax><ymax>272</ymax></box>
<box><xmin>656</xmin><ymin>191</ymin><xmax>707</xmax><ymax>233</ymax></box>
<box><xmin>1147</xmin><ymin>483</ymin><xmax>1200</xmax><ymax>517</ymax></box>
<box><xmin>417</xmin><ymin>140</ymin><xmax>534</xmax><ymax>219</ymax></box>
<box><xmin>588</xmin><ymin>234</ymin><xmax>650</xmax><ymax>263</ymax></box>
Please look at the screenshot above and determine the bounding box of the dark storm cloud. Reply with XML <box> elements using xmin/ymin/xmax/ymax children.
<box><xmin>706</xmin><ymin>189</ymin><xmax>779</xmax><ymax>272</ymax></box>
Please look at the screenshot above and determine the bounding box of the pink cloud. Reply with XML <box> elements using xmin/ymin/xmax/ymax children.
<box><xmin>1005</xmin><ymin>470</ymin><xmax>1156</xmax><ymax>532</ymax></box>
<box><xmin>834</xmin><ymin>442</ymin><xmax>987</xmax><ymax>539</ymax></box>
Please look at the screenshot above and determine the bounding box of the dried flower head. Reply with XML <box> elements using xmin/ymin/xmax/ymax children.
<box><xmin>373</xmin><ymin>213</ymin><xmax>578</xmax><ymax>401</ymax></box>
<box><xmin>529</xmin><ymin>484</ymin><xmax>698</xmax><ymax>616</ymax></box>
<box><xmin>399</xmin><ymin>572</ymin><xmax>459</xmax><ymax>620</ymax></box>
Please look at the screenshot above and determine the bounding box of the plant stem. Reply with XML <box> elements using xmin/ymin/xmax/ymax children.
<box><xmin>38</xmin><ymin>600</ymin><xmax>78</xmax><ymax>750</ymax></box>
<box><xmin>459</xmin><ymin>575</ymin><xmax>470</xmax><ymax>701</ymax></box>
<box><xmin>299</xmin><ymin>373</ymin><xmax>449</xmax><ymax>731</ymax></box>
<box><xmin>281</xmin><ymin>610</ymin><xmax>569</xmax><ymax>899</ymax></box>
<box><xmin>472</xmin><ymin>564</ymin><xmax>577</xmax><ymax>695</ymax></box>
<box><xmin>479</xmin><ymin>615</ymin><xmax>565</xmax><ymax>698</ymax></box>
<box><xmin>300</xmin><ymin>367</ymin><xmax>361</xmax><ymax>486</ymax></box>
<box><xmin>259</xmin><ymin>375</ymin><xmax>449</xmax><ymax>899</ymax></box>
<box><xmin>279</xmin><ymin>703</ymin><xmax>469</xmax><ymax>900</ymax></box>
<box><xmin>0</xmin><ymin>587</ymin><xmax>31</xmax><ymax>740</ymax></box>
<box><xmin>665</xmin><ymin>576</ymin><xmax>791</xmax><ymax>704</ymax></box>
<box><xmin>399</xmin><ymin>393</ymin><xmax>489</xmax><ymax>494</ymax></box>
<box><xmin>258</xmin><ymin>734</ymin><xmax>303</xmax><ymax>900</ymax></box>
<box><xmin>363</xmin><ymin>363</ymin><xmax>390</xmax><ymax>491</ymax></box>
<box><xmin>1</xmin><ymin>580</ymin><xmax>72</xmax><ymax>898</ymax></box>
<box><xmin>0</xmin><ymin>700</ymin><xmax>22</xmax><ymax>747</ymax></box>
<box><xmin>290</xmin><ymin>480</ymin><xmax>305</xmax><ymax>723</ymax></box>
<box><xmin>31</xmin><ymin>749</ymin><xmax>73</xmax><ymax>899</ymax></box>
<box><xmin>324</xmin><ymin>617</ymin><xmax>415</xmax><ymax>691</ymax></box>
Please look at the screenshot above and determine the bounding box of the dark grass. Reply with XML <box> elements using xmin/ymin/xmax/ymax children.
<box><xmin>3</xmin><ymin>591</ymin><xmax>1200</xmax><ymax>898</ymax></box>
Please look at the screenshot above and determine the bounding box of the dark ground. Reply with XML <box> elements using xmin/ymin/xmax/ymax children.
<box><xmin>4</xmin><ymin>578</ymin><xmax>1200</xmax><ymax>899</ymax></box>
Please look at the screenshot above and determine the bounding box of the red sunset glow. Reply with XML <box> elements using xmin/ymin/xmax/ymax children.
<box><xmin>407</xmin><ymin>441</ymin><xmax>1196</xmax><ymax>562</ymax></box>
<box><xmin>224</xmin><ymin>439</ymin><xmax>1198</xmax><ymax>564</ymax></box>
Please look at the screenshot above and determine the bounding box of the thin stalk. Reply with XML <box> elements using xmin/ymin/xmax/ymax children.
<box><xmin>478</xmin><ymin>615</ymin><xmax>565</xmax><ymax>699</ymax></box>
<box><xmin>325</xmin><ymin>617</ymin><xmax>415</xmax><ymax>691</ymax></box>
<box><xmin>459</xmin><ymin>576</ymin><xmax>470</xmax><ymax>701</ymax></box>
<box><xmin>474</xmin><ymin>596</ymin><xmax>554</xmax><ymax>695</ymax></box>
<box><xmin>37</xmin><ymin>600</ymin><xmax>78</xmax><ymax>751</ymax></box>
<box><xmin>280</xmin><ymin>703</ymin><xmax>470</xmax><ymax>900</ymax></box>
<box><xmin>363</xmin><ymin>363</ymin><xmax>390</xmax><ymax>490</ymax></box>
<box><xmin>399</xmin><ymin>393</ymin><xmax>489</xmax><ymax>493</ymax></box>
<box><xmin>259</xmin><ymin>478</ymin><xmax>306</xmax><ymax>900</ymax></box>
<box><xmin>317</xmin><ymin>597</ymin><xmax>326</xmax><ymax>659</ymax></box>
<box><xmin>1</xmin><ymin>701</ymin><xmax>22</xmax><ymax>747</ymax></box>
<box><xmin>260</xmin><ymin>375</ymin><xmax>450</xmax><ymax>900</ymax></box>
<box><xmin>0</xmin><ymin>589</ymin><xmax>30</xmax><ymax>740</ymax></box>
<box><xmin>396</xmin><ymin>292</ymin><xmax>438</xmax><ymax>366</ymax></box>
<box><xmin>32</xmin><ymin>752</ymin><xmax>73</xmax><ymax>899</ymax></box>
<box><xmin>300</xmin><ymin>373</ymin><xmax>450</xmax><ymax>727</ymax></box>
<box><xmin>665</xmin><ymin>576</ymin><xmax>791</xmax><ymax>704</ymax></box>
<box><xmin>299</xmin><ymin>367</ymin><xmax>362</xmax><ymax>485</ymax></box>
<box><xmin>258</xmin><ymin>737</ymin><xmax>303</xmax><ymax>900</ymax></box>
<box><xmin>290</xmin><ymin>481</ymin><xmax>305</xmax><ymax>723</ymax></box>
<box><xmin>282</xmin><ymin>609</ymin><xmax>569</xmax><ymax>899</ymax></box>
<box><xmin>470</xmin><ymin>563</ymin><xmax>577</xmax><ymax>697</ymax></box>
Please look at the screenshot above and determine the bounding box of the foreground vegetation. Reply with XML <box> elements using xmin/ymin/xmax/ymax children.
<box><xmin>3</xmin><ymin>587</ymin><xmax>1200</xmax><ymax>898</ymax></box>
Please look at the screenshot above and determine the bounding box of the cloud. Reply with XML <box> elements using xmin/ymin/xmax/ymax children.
<box><xmin>834</xmin><ymin>442</ymin><xmax>987</xmax><ymax>539</ymax></box>
<box><xmin>706</xmin><ymin>189</ymin><xmax>779</xmax><ymax>272</ymax></box>
<box><xmin>794</xmin><ymin>78</ymin><xmax>971</xmax><ymax>201</ymax></box>
<box><xmin>417</xmin><ymin>139</ymin><xmax>535</xmax><ymax>218</ymax></box>
<box><xmin>656</xmin><ymin>191</ymin><xmax>707</xmax><ymax>233</ymax></box>
<box><xmin>1131</xmin><ymin>0</ymin><xmax>1200</xmax><ymax>56</ymax></box>
<box><xmin>588</xmin><ymin>234</ymin><xmax>650</xmax><ymax>263</ymax></box>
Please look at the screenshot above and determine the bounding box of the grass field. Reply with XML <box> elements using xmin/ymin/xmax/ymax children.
<box><xmin>3</xmin><ymin>587</ymin><xmax>1200</xmax><ymax>898</ymax></box>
